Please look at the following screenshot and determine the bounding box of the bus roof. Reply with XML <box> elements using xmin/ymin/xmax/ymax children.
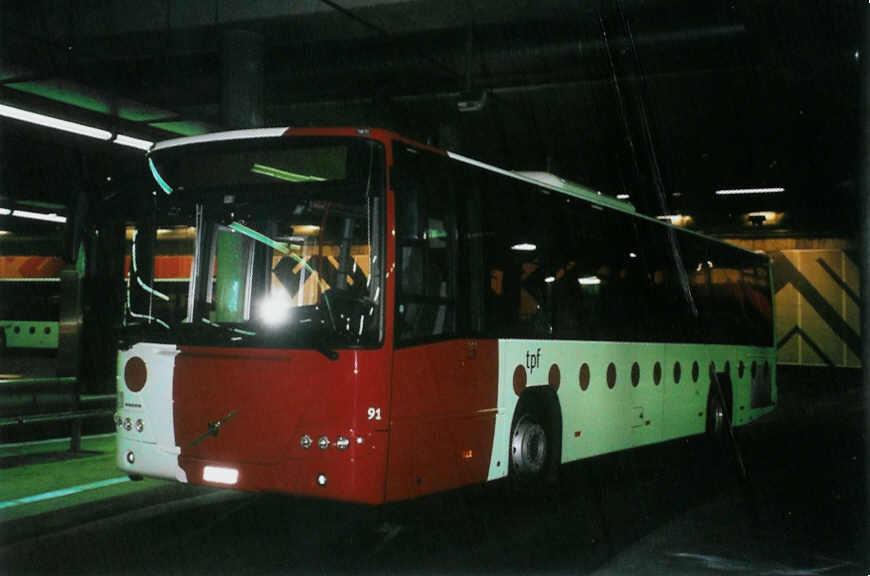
<box><xmin>150</xmin><ymin>127</ymin><xmax>291</xmax><ymax>153</ymax></box>
<box><xmin>446</xmin><ymin>151</ymin><xmax>636</xmax><ymax>213</ymax></box>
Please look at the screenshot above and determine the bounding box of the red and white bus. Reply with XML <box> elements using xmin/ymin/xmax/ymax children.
<box><xmin>115</xmin><ymin>127</ymin><xmax>776</xmax><ymax>503</ymax></box>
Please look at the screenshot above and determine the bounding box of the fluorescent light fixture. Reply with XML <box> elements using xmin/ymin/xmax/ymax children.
<box><xmin>203</xmin><ymin>466</ymin><xmax>239</xmax><ymax>485</ymax></box>
<box><xmin>578</xmin><ymin>276</ymin><xmax>601</xmax><ymax>286</ymax></box>
<box><xmin>544</xmin><ymin>276</ymin><xmax>556</xmax><ymax>284</ymax></box>
<box><xmin>0</xmin><ymin>208</ymin><xmax>10</xmax><ymax>216</ymax></box>
<box><xmin>616</xmin><ymin>194</ymin><xmax>630</xmax><ymax>200</ymax></box>
<box><xmin>251</xmin><ymin>163</ymin><xmax>325</xmax><ymax>183</ymax></box>
<box><xmin>11</xmin><ymin>209</ymin><xmax>66</xmax><ymax>223</ymax></box>
<box><xmin>0</xmin><ymin>103</ymin><xmax>153</xmax><ymax>152</ymax></box>
<box><xmin>715</xmin><ymin>187</ymin><xmax>784</xmax><ymax>196</ymax></box>
<box><xmin>0</xmin><ymin>103</ymin><xmax>112</xmax><ymax>140</ymax></box>
<box><xmin>114</xmin><ymin>134</ymin><xmax>153</xmax><ymax>151</ymax></box>
<box><xmin>148</xmin><ymin>158</ymin><xmax>173</xmax><ymax>195</ymax></box>
<box><xmin>510</xmin><ymin>243</ymin><xmax>536</xmax><ymax>252</ymax></box>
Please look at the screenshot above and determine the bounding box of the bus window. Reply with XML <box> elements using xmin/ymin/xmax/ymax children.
<box><xmin>394</xmin><ymin>146</ymin><xmax>456</xmax><ymax>344</ymax></box>
<box><xmin>456</xmin><ymin>166</ymin><xmax>487</xmax><ymax>335</ymax></box>
<box><xmin>133</xmin><ymin>136</ymin><xmax>385</xmax><ymax>347</ymax></box>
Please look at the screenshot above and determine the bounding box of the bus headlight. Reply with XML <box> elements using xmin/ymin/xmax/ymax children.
<box><xmin>300</xmin><ymin>435</ymin><xmax>313</xmax><ymax>449</ymax></box>
<box><xmin>335</xmin><ymin>436</ymin><xmax>350</xmax><ymax>450</ymax></box>
<box><xmin>318</xmin><ymin>436</ymin><xmax>330</xmax><ymax>450</ymax></box>
<box><xmin>135</xmin><ymin>419</ymin><xmax>144</xmax><ymax>433</ymax></box>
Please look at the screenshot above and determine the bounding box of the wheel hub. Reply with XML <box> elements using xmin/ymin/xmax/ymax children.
<box><xmin>511</xmin><ymin>417</ymin><xmax>547</xmax><ymax>475</ymax></box>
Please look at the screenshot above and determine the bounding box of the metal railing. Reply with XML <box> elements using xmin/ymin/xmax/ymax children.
<box><xmin>0</xmin><ymin>377</ymin><xmax>115</xmax><ymax>451</ymax></box>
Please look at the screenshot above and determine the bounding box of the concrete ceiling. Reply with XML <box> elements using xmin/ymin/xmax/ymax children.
<box><xmin>0</xmin><ymin>0</ymin><xmax>862</xmax><ymax>235</ymax></box>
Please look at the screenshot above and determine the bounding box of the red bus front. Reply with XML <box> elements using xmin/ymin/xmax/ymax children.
<box><xmin>116</xmin><ymin>128</ymin><xmax>394</xmax><ymax>504</ymax></box>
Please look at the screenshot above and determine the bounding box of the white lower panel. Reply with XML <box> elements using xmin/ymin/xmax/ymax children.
<box><xmin>116</xmin><ymin>439</ymin><xmax>188</xmax><ymax>483</ymax></box>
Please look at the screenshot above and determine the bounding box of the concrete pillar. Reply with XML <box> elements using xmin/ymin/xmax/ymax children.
<box><xmin>860</xmin><ymin>7</ymin><xmax>870</xmax><ymax>562</ymax></box>
<box><xmin>220</xmin><ymin>30</ymin><xmax>264</xmax><ymax>129</ymax></box>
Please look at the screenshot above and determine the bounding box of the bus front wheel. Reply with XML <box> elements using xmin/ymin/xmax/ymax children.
<box><xmin>510</xmin><ymin>413</ymin><xmax>548</xmax><ymax>477</ymax></box>
<box><xmin>509</xmin><ymin>390</ymin><xmax>561</xmax><ymax>488</ymax></box>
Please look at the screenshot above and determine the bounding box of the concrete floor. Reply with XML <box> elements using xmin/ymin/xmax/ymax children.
<box><xmin>0</xmin><ymin>366</ymin><xmax>866</xmax><ymax>575</ymax></box>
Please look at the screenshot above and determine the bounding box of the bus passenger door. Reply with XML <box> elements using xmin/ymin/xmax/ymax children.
<box><xmin>386</xmin><ymin>146</ymin><xmax>498</xmax><ymax>500</ymax></box>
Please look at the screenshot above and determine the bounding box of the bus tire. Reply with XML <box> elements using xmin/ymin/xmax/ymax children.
<box><xmin>706</xmin><ymin>374</ymin><xmax>732</xmax><ymax>448</ymax></box>
<box><xmin>509</xmin><ymin>388</ymin><xmax>561</xmax><ymax>487</ymax></box>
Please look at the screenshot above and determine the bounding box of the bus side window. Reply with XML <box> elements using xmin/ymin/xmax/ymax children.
<box><xmin>394</xmin><ymin>146</ymin><xmax>456</xmax><ymax>343</ymax></box>
<box><xmin>457</xmin><ymin>166</ymin><xmax>486</xmax><ymax>336</ymax></box>
<box><xmin>479</xmin><ymin>175</ymin><xmax>523</xmax><ymax>336</ymax></box>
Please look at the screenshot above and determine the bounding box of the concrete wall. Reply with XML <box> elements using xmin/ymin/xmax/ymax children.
<box><xmin>725</xmin><ymin>237</ymin><xmax>860</xmax><ymax>368</ymax></box>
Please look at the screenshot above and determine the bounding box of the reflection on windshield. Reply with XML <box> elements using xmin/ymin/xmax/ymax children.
<box><xmin>127</xmin><ymin>137</ymin><xmax>384</xmax><ymax>349</ymax></box>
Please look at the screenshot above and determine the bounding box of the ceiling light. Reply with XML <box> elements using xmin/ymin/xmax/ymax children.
<box><xmin>544</xmin><ymin>276</ymin><xmax>556</xmax><ymax>284</ymax></box>
<box><xmin>0</xmin><ymin>208</ymin><xmax>10</xmax><ymax>216</ymax></box>
<box><xmin>114</xmin><ymin>134</ymin><xmax>153</xmax><ymax>151</ymax></box>
<box><xmin>511</xmin><ymin>243</ymin><xmax>536</xmax><ymax>252</ymax></box>
<box><xmin>0</xmin><ymin>103</ymin><xmax>153</xmax><ymax>151</ymax></box>
<box><xmin>715</xmin><ymin>187</ymin><xmax>784</xmax><ymax>196</ymax></box>
<box><xmin>0</xmin><ymin>103</ymin><xmax>112</xmax><ymax>140</ymax></box>
<box><xmin>578</xmin><ymin>276</ymin><xmax>601</xmax><ymax>286</ymax></box>
<box><xmin>616</xmin><ymin>194</ymin><xmax>630</xmax><ymax>200</ymax></box>
<box><xmin>11</xmin><ymin>209</ymin><xmax>66</xmax><ymax>223</ymax></box>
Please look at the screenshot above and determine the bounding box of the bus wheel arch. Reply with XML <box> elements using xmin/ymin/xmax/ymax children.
<box><xmin>509</xmin><ymin>386</ymin><xmax>562</xmax><ymax>483</ymax></box>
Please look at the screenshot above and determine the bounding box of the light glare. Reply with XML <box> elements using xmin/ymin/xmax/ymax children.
<box><xmin>259</xmin><ymin>288</ymin><xmax>292</xmax><ymax>326</ymax></box>
<box><xmin>656</xmin><ymin>214</ymin><xmax>692</xmax><ymax>227</ymax></box>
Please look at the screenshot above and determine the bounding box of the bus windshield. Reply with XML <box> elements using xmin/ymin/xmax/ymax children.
<box><xmin>128</xmin><ymin>136</ymin><xmax>385</xmax><ymax>350</ymax></box>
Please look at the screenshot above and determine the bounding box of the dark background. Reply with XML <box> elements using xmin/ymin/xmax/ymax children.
<box><xmin>0</xmin><ymin>0</ymin><xmax>862</xmax><ymax>238</ymax></box>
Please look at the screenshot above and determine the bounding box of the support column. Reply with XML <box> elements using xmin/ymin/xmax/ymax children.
<box><xmin>220</xmin><ymin>30</ymin><xmax>264</xmax><ymax>129</ymax></box>
<box><xmin>860</xmin><ymin>7</ymin><xmax>870</xmax><ymax>563</ymax></box>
